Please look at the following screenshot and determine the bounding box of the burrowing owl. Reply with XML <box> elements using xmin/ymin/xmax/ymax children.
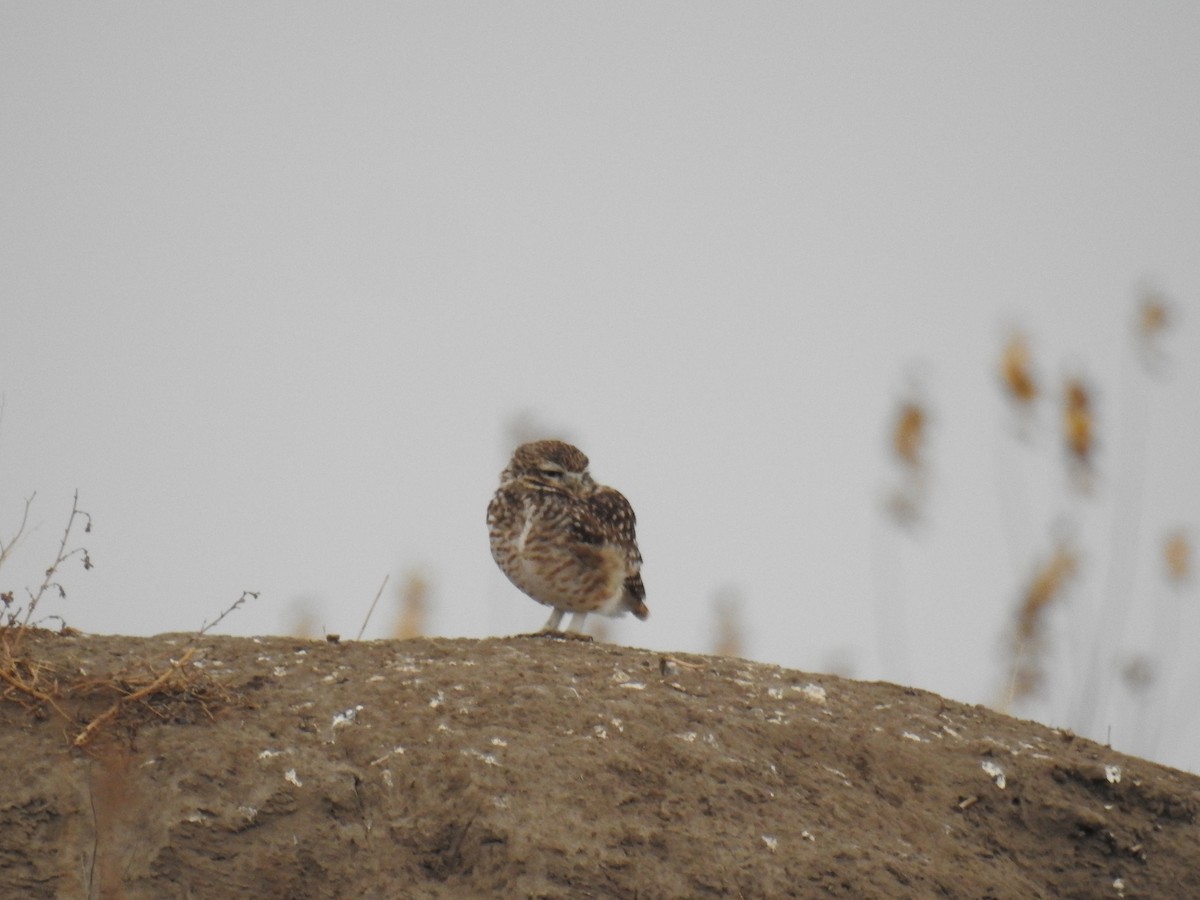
<box><xmin>488</xmin><ymin>440</ymin><xmax>648</xmax><ymax>636</ymax></box>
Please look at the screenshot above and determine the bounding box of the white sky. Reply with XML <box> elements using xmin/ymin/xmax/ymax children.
<box><xmin>3</xmin><ymin>5</ymin><xmax>1198</xmax><ymax>770</ymax></box>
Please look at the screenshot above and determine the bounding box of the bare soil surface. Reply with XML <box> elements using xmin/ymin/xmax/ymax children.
<box><xmin>1</xmin><ymin>630</ymin><xmax>1198</xmax><ymax>899</ymax></box>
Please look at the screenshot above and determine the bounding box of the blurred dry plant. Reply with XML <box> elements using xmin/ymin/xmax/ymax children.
<box><xmin>1002</xmin><ymin>542</ymin><xmax>1078</xmax><ymax>708</ymax></box>
<box><xmin>1136</xmin><ymin>289</ymin><xmax>1173</xmax><ymax>375</ymax></box>
<box><xmin>1162</xmin><ymin>530</ymin><xmax>1190</xmax><ymax>586</ymax></box>
<box><xmin>1000</xmin><ymin>331</ymin><xmax>1040</xmax><ymax>407</ymax></box>
<box><xmin>711</xmin><ymin>587</ymin><xmax>744</xmax><ymax>658</ymax></box>
<box><xmin>872</xmin><ymin>380</ymin><xmax>931</xmax><ymax>680</ymax></box>
<box><xmin>884</xmin><ymin>391</ymin><xmax>931</xmax><ymax>527</ymax></box>
<box><xmin>284</xmin><ymin>599</ymin><xmax>320</xmax><ymax>639</ymax></box>
<box><xmin>877</xmin><ymin>286</ymin><xmax>1194</xmax><ymax>763</ymax></box>
<box><xmin>992</xmin><ymin>288</ymin><xmax>1191</xmax><ymax>757</ymax></box>
<box><xmin>390</xmin><ymin>569</ymin><xmax>429</xmax><ymax>640</ymax></box>
<box><xmin>1062</xmin><ymin>376</ymin><xmax>1096</xmax><ymax>491</ymax></box>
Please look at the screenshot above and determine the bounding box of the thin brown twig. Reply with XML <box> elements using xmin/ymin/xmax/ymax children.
<box><xmin>199</xmin><ymin>591</ymin><xmax>259</xmax><ymax>635</ymax></box>
<box><xmin>73</xmin><ymin>648</ymin><xmax>198</xmax><ymax>747</ymax></box>
<box><xmin>356</xmin><ymin>574</ymin><xmax>390</xmax><ymax>641</ymax></box>
<box><xmin>0</xmin><ymin>493</ymin><xmax>35</xmax><ymax>570</ymax></box>
<box><xmin>0</xmin><ymin>646</ymin><xmax>71</xmax><ymax>721</ymax></box>
<box><xmin>22</xmin><ymin>489</ymin><xmax>92</xmax><ymax>627</ymax></box>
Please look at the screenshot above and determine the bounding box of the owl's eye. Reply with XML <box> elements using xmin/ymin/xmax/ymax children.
<box><xmin>539</xmin><ymin>468</ymin><xmax>564</xmax><ymax>479</ymax></box>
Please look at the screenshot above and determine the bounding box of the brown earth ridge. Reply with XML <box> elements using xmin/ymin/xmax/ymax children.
<box><xmin>1</xmin><ymin>630</ymin><xmax>1197</xmax><ymax>899</ymax></box>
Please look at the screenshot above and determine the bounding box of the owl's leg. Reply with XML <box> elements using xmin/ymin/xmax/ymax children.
<box><xmin>541</xmin><ymin>608</ymin><xmax>565</xmax><ymax>633</ymax></box>
<box><xmin>561</xmin><ymin>611</ymin><xmax>593</xmax><ymax>641</ymax></box>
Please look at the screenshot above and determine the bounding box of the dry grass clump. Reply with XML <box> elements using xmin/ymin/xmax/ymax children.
<box><xmin>1</xmin><ymin>491</ymin><xmax>93</xmax><ymax>717</ymax></box>
<box><xmin>1</xmin><ymin>492</ymin><xmax>242</xmax><ymax>747</ymax></box>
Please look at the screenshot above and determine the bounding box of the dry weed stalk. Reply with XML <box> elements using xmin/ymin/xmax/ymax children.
<box><xmin>1</xmin><ymin>491</ymin><xmax>92</xmax><ymax>718</ymax></box>
<box><xmin>199</xmin><ymin>590</ymin><xmax>259</xmax><ymax>635</ymax></box>
<box><xmin>0</xmin><ymin>494</ymin><xmax>35</xmax><ymax>572</ymax></box>
<box><xmin>2</xmin><ymin>490</ymin><xmax>93</xmax><ymax>632</ymax></box>
<box><xmin>356</xmin><ymin>574</ymin><xmax>390</xmax><ymax>640</ymax></box>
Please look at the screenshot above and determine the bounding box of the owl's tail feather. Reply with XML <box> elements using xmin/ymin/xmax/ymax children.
<box><xmin>623</xmin><ymin>575</ymin><xmax>649</xmax><ymax>620</ymax></box>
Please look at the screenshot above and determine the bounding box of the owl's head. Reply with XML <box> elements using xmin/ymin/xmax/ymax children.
<box><xmin>504</xmin><ymin>440</ymin><xmax>593</xmax><ymax>493</ymax></box>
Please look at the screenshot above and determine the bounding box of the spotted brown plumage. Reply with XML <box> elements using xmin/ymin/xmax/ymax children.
<box><xmin>487</xmin><ymin>440</ymin><xmax>648</xmax><ymax>636</ymax></box>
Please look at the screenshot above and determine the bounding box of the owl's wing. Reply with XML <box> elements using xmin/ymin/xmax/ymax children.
<box><xmin>584</xmin><ymin>487</ymin><xmax>638</xmax><ymax>550</ymax></box>
<box><xmin>588</xmin><ymin>486</ymin><xmax>647</xmax><ymax>617</ymax></box>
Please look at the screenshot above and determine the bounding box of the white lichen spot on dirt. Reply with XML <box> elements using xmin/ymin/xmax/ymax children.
<box><xmin>1112</xmin><ymin>877</ymin><xmax>1125</xmax><ymax>896</ymax></box>
<box><xmin>273</xmin><ymin>666</ymin><xmax>288</xmax><ymax>677</ymax></box>
<box><xmin>762</xmin><ymin>834</ymin><xmax>778</xmax><ymax>852</ymax></box>
<box><xmin>982</xmin><ymin>759</ymin><xmax>1006</xmax><ymax>789</ymax></box>
<box><xmin>611</xmin><ymin>717</ymin><xmax>624</xmax><ymax>732</ymax></box>
<box><xmin>801</xmin><ymin>830</ymin><xmax>815</xmax><ymax>842</ymax></box>
<box><xmin>619</xmin><ymin>681</ymin><xmax>647</xmax><ymax>690</ymax></box>
<box><xmin>367</xmin><ymin>674</ymin><xmax>385</xmax><ymax>682</ymax></box>
<box><xmin>678</xmin><ymin>732</ymin><xmax>698</xmax><ymax>743</ymax></box>
<box><xmin>429</xmin><ymin>691</ymin><xmax>444</xmax><ymax>708</ymax></box>
<box><xmin>1106</xmin><ymin>764</ymin><xmax>1122</xmax><ymax>784</ymax></box>
<box><xmin>902</xmin><ymin>732</ymin><xmax>926</xmax><ymax>743</ymax></box>
<box><xmin>490</xmin><ymin>737</ymin><xmax>508</xmax><ymax>747</ymax></box>
<box><xmin>767</xmin><ymin>686</ymin><xmax>784</xmax><ymax>700</ymax></box>
<box><xmin>593</xmin><ymin>726</ymin><xmax>608</xmax><ymax>739</ymax></box>
<box><xmin>823</xmin><ymin>765</ymin><xmax>852</xmax><ymax>786</ymax></box>
<box><xmin>462</xmin><ymin>749</ymin><xmax>500</xmax><ymax>766</ymax></box>
<box><xmin>257</xmin><ymin>749</ymin><xmax>288</xmax><ymax>760</ymax></box>
<box><xmin>796</xmin><ymin>683</ymin><xmax>827</xmax><ymax>704</ymax></box>
<box><xmin>238</xmin><ymin>806</ymin><xmax>258</xmax><ymax>823</ymax></box>
<box><xmin>332</xmin><ymin>706</ymin><xmax>363</xmax><ymax>729</ymax></box>
<box><xmin>369</xmin><ymin>746</ymin><xmax>405</xmax><ymax>765</ymax></box>
<box><xmin>284</xmin><ymin>769</ymin><xmax>302</xmax><ymax>787</ymax></box>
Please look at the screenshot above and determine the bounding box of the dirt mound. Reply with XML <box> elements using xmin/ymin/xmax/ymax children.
<box><xmin>1</xmin><ymin>631</ymin><xmax>1197</xmax><ymax>898</ymax></box>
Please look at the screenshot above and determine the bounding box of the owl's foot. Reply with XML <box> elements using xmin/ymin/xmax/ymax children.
<box><xmin>518</xmin><ymin>629</ymin><xmax>594</xmax><ymax>642</ymax></box>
